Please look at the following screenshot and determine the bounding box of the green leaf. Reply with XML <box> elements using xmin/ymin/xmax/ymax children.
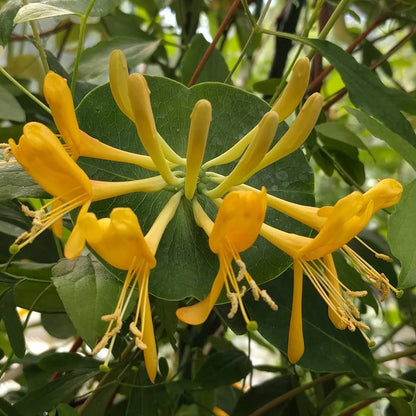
<box><xmin>14</xmin><ymin>0</ymin><xmax>120</xmax><ymax>22</ymax></box>
<box><xmin>76</xmin><ymin>76</ymin><xmax>314</xmax><ymax>301</ymax></box>
<box><xmin>55</xmin><ymin>403</ymin><xmax>78</xmax><ymax>416</ymax></box>
<box><xmin>0</xmin><ymin>85</ymin><xmax>25</xmax><ymax>121</ymax></box>
<box><xmin>39</xmin><ymin>352</ymin><xmax>100</xmax><ymax>372</ymax></box>
<box><xmin>51</xmin><ymin>255</ymin><xmax>135</xmax><ymax>347</ymax></box>
<box><xmin>193</xmin><ymin>349</ymin><xmax>252</xmax><ymax>388</ymax></box>
<box><xmin>0</xmin><ymin>287</ymin><xmax>25</xmax><ymax>358</ymax></box>
<box><xmin>0</xmin><ymin>161</ymin><xmax>46</xmax><ymax>201</ymax></box>
<box><xmin>126</xmin><ymin>365</ymin><xmax>170</xmax><ymax>416</ymax></box>
<box><xmin>246</xmin><ymin>269</ymin><xmax>377</xmax><ymax>376</ymax></box>
<box><xmin>0</xmin><ymin>0</ymin><xmax>23</xmax><ymax>47</ymax></box>
<box><xmin>14</xmin><ymin>4</ymin><xmax>76</xmax><ymax>23</ymax></box>
<box><xmin>347</xmin><ymin>107</ymin><xmax>416</xmax><ymax>170</ymax></box>
<box><xmin>232</xmin><ymin>376</ymin><xmax>301</xmax><ymax>416</ymax></box>
<box><xmin>181</xmin><ymin>34</ymin><xmax>230</xmax><ymax>84</ymax></box>
<box><xmin>0</xmin><ymin>398</ymin><xmax>22</xmax><ymax>416</ymax></box>
<box><xmin>41</xmin><ymin>313</ymin><xmax>75</xmax><ymax>339</ymax></box>
<box><xmin>389</xmin><ymin>179</ymin><xmax>416</xmax><ymax>289</ymax></box>
<box><xmin>14</xmin><ymin>370</ymin><xmax>98</xmax><ymax>415</ymax></box>
<box><xmin>315</xmin><ymin>121</ymin><xmax>369</xmax><ymax>151</ymax></box>
<box><xmin>309</xmin><ymin>39</ymin><xmax>416</xmax><ymax>147</ymax></box>
<box><xmin>78</xmin><ymin>36</ymin><xmax>160</xmax><ymax>80</ymax></box>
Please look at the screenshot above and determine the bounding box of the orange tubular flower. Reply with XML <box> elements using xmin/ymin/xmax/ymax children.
<box><xmin>176</xmin><ymin>188</ymin><xmax>277</xmax><ymax>329</ymax></box>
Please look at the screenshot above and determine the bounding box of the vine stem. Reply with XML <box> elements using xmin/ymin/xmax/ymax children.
<box><xmin>249</xmin><ymin>373</ymin><xmax>338</xmax><ymax>416</ymax></box>
<box><xmin>10</xmin><ymin>21</ymin><xmax>73</xmax><ymax>41</ymax></box>
<box><xmin>21</xmin><ymin>0</ymin><xmax>49</xmax><ymax>73</ymax></box>
<box><xmin>71</xmin><ymin>0</ymin><xmax>97</xmax><ymax>94</ymax></box>
<box><xmin>187</xmin><ymin>0</ymin><xmax>241</xmax><ymax>87</ymax></box>
<box><xmin>224</xmin><ymin>0</ymin><xmax>272</xmax><ymax>83</ymax></box>
<box><xmin>307</xmin><ymin>12</ymin><xmax>387</xmax><ymax>93</ymax></box>
<box><xmin>0</xmin><ymin>65</ymin><xmax>51</xmax><ymax>114</ymax></box>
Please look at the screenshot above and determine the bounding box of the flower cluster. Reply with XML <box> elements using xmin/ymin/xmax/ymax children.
<box><xmin>6</xmin><ymin>50</ymin><xmax>402</xmax><ymax>382</ymax></box>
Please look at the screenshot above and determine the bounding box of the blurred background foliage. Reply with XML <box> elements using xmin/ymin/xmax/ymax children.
<box><xmin>0</xmin><ymin>0</ymin><xmax>416</xmax><ymax>415</ymax></box>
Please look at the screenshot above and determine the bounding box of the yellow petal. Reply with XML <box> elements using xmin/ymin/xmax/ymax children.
<box><xmin>209</xmin><ymin>188</ymin><xmax>267</xmax><ymax>254</ymax></box>
<box><xmin>272</xmin><ymin>57</ymin><xmax>310</xmax><ymax>121</ymax></box>
<box><xmin>143</xmin><ymin>295</ymin><xmax>157</xmax><ymax>383</ymax></box>
<box><xmin>43</xmin><ymin>71</ymin><xmax>80</xmax><ymax>160</ymax></box>
<box><xmin>363</xmin><ymin>178</ymin><xmax>403</xmax><ymax>213</ymax></box>
<box><xmin>9</xmin><ymin>122</ymin><xmax>92</xmax><ymax>201</ymax></box>
<box><xmin>184</xmin><ymin>99</ymin><xmax>212</xmax><ymax>200</ymax></box>
<box><xmin>288</xmin><ymin>260</ymin><xmax>305</xmax><ymax>363</ymax></box>
<box><xmin>176</xmin><ymin>272</ymin><xmax>224</xmax><ymax>325</ymax></box>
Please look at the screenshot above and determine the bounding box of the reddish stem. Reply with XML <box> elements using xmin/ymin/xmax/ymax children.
<box><xmin>307</xmin><ymin>12</ymin><xmax>387</xmax><ymax>94</ymax></box>
<box><xmin>187</xmin><ymin>0</ymin><xmax>241</xmax><ymax>87</ymax></box>
<box><xmin>50</xmin><ymin>336</ymin><xmax>83</xmax><ymax>381</ymax></box>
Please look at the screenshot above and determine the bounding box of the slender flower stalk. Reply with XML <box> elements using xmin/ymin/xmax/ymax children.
<box><xmin>176</xmin><ymin>189</ymin><xmax>278</xmax><ymax>329</ymax></box>
<box><xmin>202</xmin><ymin>57</ymin><xmax>311</xmax><ymax>169</ymax></box>
<box><xmin>184</xmin><ymin>99</ymin><xmax>212</xmax><ymax>200</ymax></box>
<box><xmin>43</xmin><ymin>71</ymin><xmax>157</xmax><ymax>170</ymax></box>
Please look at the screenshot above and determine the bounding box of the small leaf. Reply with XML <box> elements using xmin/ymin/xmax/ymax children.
<box><xmin>316</xmin><ymin>122</ymin><xmax>369</xmax><ymax>150</ymax></box>
<box><xmin>14</xmin><ymin>4</ymin><xmax>76</xmax><ymax>23</ymax></box>
<box><xmin>39</xmin><ymin>352</ymin><xmax>99</xmax><ymax>372</ymax></box>
<box><xmin>0</xmin><ymin>160</ymin><xmax>46</xmax><ymax>201</ymax></box>
<box><xmin>347</xmin><ymin>107</ymin><xmax>416</xmax><ymax>170</ymax></box>
<box><xmin>0</xmin><ymin>0</ymin><xmax>23</xmax><ymax>46</ymax></box>
<box><xmin>14</xmin><ymin>370</ymin><xmax>98</xmax><ymax>415</ymax></box>
<box><xmin>389</xmin><ymin>179</ymin><xmax>416</xmax><ymax>289</ymax></box>
<box><xmin>0</xmin><ymin>287</ymin><xmax>25</xmax><ymax>358</ymax></box>
<box><xmin>78</xmin><ymin>36</ymin><xmax>160</xmax><ymax>80</ymax></box>
<box><xmin>55</xmin><ymin>403</ymin><xmax>78</xmax><ymax>416</ymax></box>
<box><xmin>52</xmin><ymin>255</ymin><xmax>135</xmax><ymax>347</ymax></box>
<box><xmin>0</xmin><ymin>85</ymin><xmax>25</xmax><ymax>122</ymax></box>
<box><xmin>41</xmin><ymin>313</ymin><xmax>75</xmax><ymax>339</ymax></box>
<box><xmin>0</xmin><ymin>397</ymin><xmax>22</xmax><ymax>416</ymax></box>
<box><xmin>181</xmin><ymin>34</ymin><xmax>229</xmax><ymax>84</ymax></box>
<box><xmin>193</xmin><ymin>349</ymin><xmax>252</xmax><ymax>388</ymax></box>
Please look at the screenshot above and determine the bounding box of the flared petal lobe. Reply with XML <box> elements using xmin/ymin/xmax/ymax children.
<box><xmin>209</xmin><ymin>187</ymin><xmax>267</xmax><ymax>253</ymax></box>
<box><xmin>9</xmin><ymin>122</ymin><xmax>92</xmax><ymax>201</ymax></box>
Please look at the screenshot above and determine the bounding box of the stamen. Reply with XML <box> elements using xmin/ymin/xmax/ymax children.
<box><xmin>227</xmin><ymin>292</ymin><xmax>239</xmax><ymax>319</ymax></box>
<box><xmin>260</xmin><ymin>290</ymin><xmax>278</xmax><ymax>311</ymax></box>
<box><xmin>235</xmin><ymin>259</ymin><xmax>246</xmax><ymax>282</ymax></box>
<box><xmin>249</xmin><ymin>279</ymin><xmax>260</xmax><ymax>300</ymax></box>
<box><xmin>355</xmin><ymin>236</ymin><xmax>393</xmax><ymax>262</ymax></box>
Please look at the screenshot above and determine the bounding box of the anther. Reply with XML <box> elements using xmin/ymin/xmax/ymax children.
<box><xmin>260</xmin><ymin>290</ymin><xmax>278</xmax><ymax>311</ymax></box>
<box><xmin>235</xmin><ymin>259</ymin><xmax>246</xmax><ymax>282</ymax></box>
<box><xmin>226</xmin><ymin>292</ymin><xmax>239</xmax><ymax>319</ymax></box>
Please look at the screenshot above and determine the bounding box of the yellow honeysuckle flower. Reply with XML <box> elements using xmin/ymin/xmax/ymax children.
<box><xmin>176</xmin><ymin>188</ymin><xmax>277</xmax><ymax>329</ymax></box>
<box><xmin>8</xmin><ymin>122</ymin><xmax>167</xmax><ymax>253</ymax></box>
<box><xmin>75</xmin><ymin>207</ymin><xmax>158</xmax><ymax>382</ymax></box>
<box><xmin>260</xmin><ymin>184</ymin><xmax>403</xmax><ymax>363</ymax></box>
<box><xmin>69</xmin><ymin>192</ymin><xmax>182</xmax><ymax>383</ymax></box>
<box><xmin>43</xmin><ymin>71</ymin><xmax>157</xmax><ymax>170</ymax></box>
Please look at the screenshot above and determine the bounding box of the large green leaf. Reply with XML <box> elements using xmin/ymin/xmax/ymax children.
<box><xmin>246</xmin><ymin>268</ymin><xmax>377</xmax><ymax>377</ymax></box>
<box><xmin>309</xmin><ymin>39</ymin><xmax>416</xmax><ymax>149</ymax></box>
<box><xmin>52</xmin><ymin>255</ymin><xmax>135</xmax><ymax>347</ymax></box>
<box><xmin>76</xmin><ymin>76</ymin><xmax>314</xmax><ymax>301</ymax></box>
<box><xmin>389</xmin><ymin>179</ymin><xmax>416</xmax><ymax>289</ymax></box>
